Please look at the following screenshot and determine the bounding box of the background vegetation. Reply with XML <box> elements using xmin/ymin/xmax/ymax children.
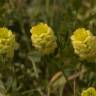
<box><xmin>0</xmin><ymin>0</ymin><xmax>96</xmax><ymax>96</ymax></box>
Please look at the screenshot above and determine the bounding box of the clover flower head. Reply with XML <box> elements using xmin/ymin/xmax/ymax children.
<box><xmin>0</xmin><ymin>27</ymin><xmax>16</xmax><ymax>58</ymax></box>
<box><xmin>71</xmin><ymin>28</ymin><xmax>96</xmax><ymax>62</ymax></box>
<box><xmin>30</xmin><ymin>23</ymin><xmax>57</xmax><ymax>55</ymax></box>
<box><xmin>81</xmin><ymin>87</ymin><xmax>96</xmax><ymax>96</ymax></box>
<box><xmin>71</xmin><ymin>28</ymin><xmax>93</xmax><ymax>42</ymax></box>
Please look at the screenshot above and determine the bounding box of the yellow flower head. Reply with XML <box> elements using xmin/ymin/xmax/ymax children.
<box><xmin>81</xmin><ymin>87</ymin><xmax>96</xmax><ymax>96</ymax></box>
<box><xmin>30</xmin><ymin>23</ymin><xmax>57</xmax><ymax>55</ymax></box>
<box><xmin>71</xmin><ymin>28</ymin><xmax>96</xmax><ymax>62</ymax></box>
<box><xmin>71</xmin><ymin>28</ymin><xmax>93</xmax><ymax>42</ymax></box>
<box><xmin>0</xmin><ymin>27</ymin><xmax>16</xmax><ymax>58</ymax></box>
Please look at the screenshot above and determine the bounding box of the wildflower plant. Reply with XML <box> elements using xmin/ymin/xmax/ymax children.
<box><xmin>0</xmin><ymin>27</ymin><xmax>16</xmax><ymax>58</ymax></box>
<box><xmin>71</xmin><ymin>28</ymin><xmax>96</xmax><ymax>62</ymax></box>
<box><xmin>30</xmin><ymin>23</ymin><xmax>57</xmax><ymax>55</ymax></box>
<box><xmin>0</xmin><ymin>0</ymin><xmax>96</xmax><ymax>96</ymax></box>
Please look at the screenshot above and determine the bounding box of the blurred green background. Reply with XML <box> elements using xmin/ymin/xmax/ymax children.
<box><xmin>0</xmin><ymin>0</ymin><xmax>96</xmax><ymax>96</ymax></box>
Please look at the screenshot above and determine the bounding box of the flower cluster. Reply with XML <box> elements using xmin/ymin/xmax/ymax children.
<box><xmin>30</xmin><ymin>23</ymin><xmax>57</xmax><ymax>55</ymax></box>
<box><xmin>71</xmin><ymin>28</ymin><xmax>96</xmax><ymax>62</ymax></box>
<box><xmin>81</xmin><ymin>87</ymin><xmax>96</xmax><ymax>96</ymax></box>
<box><xmin>0</xmin><ymin>27</ymin><xmax>16</xmax><ymax>58</ymax></box>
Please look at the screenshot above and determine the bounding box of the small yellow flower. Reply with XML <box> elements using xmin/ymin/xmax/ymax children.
<box><xmin>81</xmin><ymin>87</ymin><xmax>96</xmax><ymax>96</ymax></box>
<box><xmin>30</xmin><ymin>23</ymin><xmax>57</xmax><ymax>55</ymax></box>
<box><xmin>71</xmin><ymin>28</ymin><xmax>93</xmax><ymax>42</ymax></box>
<box><xmin>71</xmin><ymin>28</ymin><xmax>96</xmax><ymax>62</ymax></box>
<box><xmin>0</xmin><ymin>27</ymin><xmax>16</xmax><ymax>58</ymax></box>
